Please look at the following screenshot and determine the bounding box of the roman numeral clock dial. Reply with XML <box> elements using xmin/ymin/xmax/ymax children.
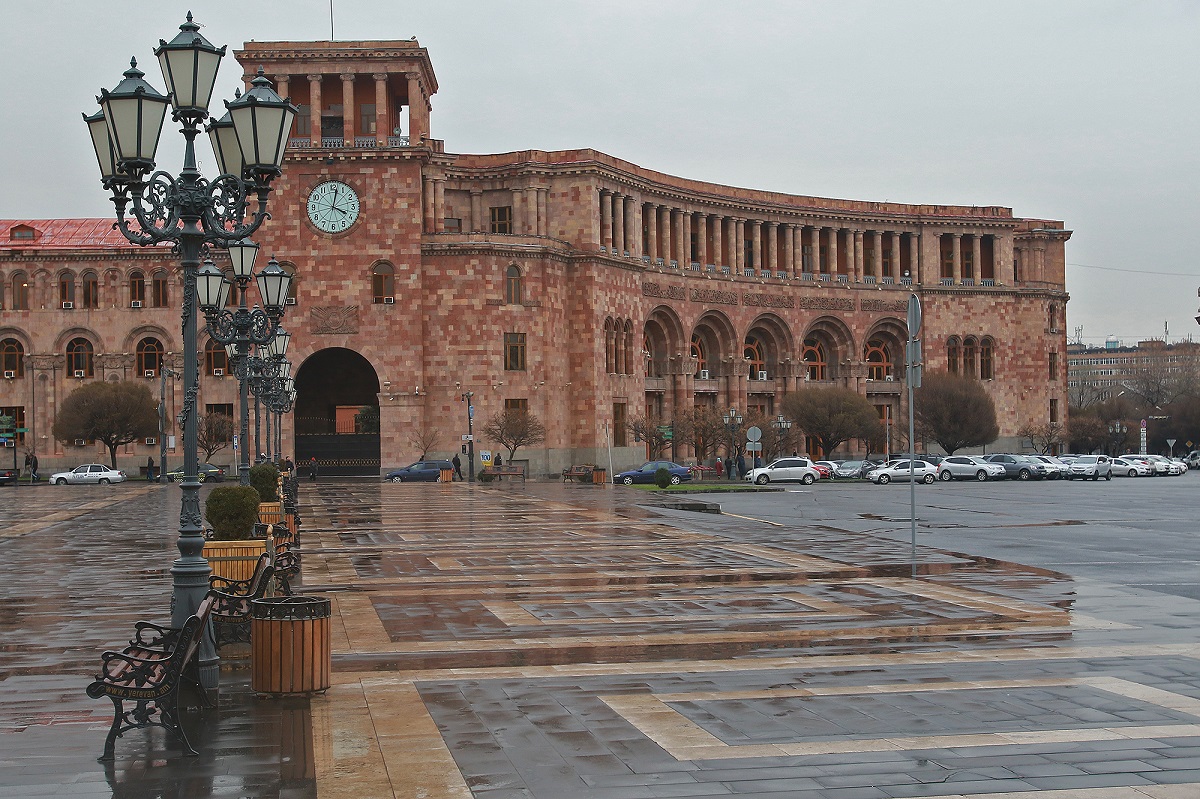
<box><xmin>306</xmin><ymin>180</ymin><xmax>360</xmax><ymax>233</ymax></box>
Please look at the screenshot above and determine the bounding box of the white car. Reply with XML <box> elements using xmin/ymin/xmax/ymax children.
<box><xmin>1139</xmin><ymin>455</ymin><xmax>1174</xmax><ymax>476</ymax></box>
<box><xmin>1111</xmin><ymin>457</ymin><xmax>1152</xmax><ymax>477</ymax></box>
<box><xmin>937</xmin><ymin>455</ymin><xmax>1006</xmax><ymax>482</ymax></box>
<box><xmin>867</xmin><ymin>459</ymin><xmax>938</xmax><ymax>484</ymax></box>
<box><xmin>745</xmin><ymin>457</ymin><xmax>820</xmax><ymax>485</ymax></box>
<box><xmin>1030</xmin><ymin>455</ymin><xmax>1071</xmax><ymax>479</ymax></box>
<box><xmin>50</xmin><ymin>463</ymin><xmax>128</xmax><ymax>485</ymax></box>
<box><xmin>1067</xmin><ymin>455</ymin><xmax>1112</xmax><ymax>480</ymax></box>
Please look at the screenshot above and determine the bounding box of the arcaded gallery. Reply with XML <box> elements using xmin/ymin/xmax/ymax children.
<box><xmin>0</xmin><ymin>37</ymin><xmax>1069</xmax><ymax>475</ymax></box>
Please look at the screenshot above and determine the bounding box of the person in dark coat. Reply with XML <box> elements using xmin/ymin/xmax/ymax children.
<box><xmin>146</xmin><ymin>456</ymin><xmax>155</xmax><ymax>482</ymax></box>
<box><xmin>309</xmin><ymin>456</ymin><xmax>319</xmax><ymax>481</ymax></box>
<box><xmin>737</xmin><ymin>453</ymin><xmax>746</xmax><ymax>480</ymax></box>
<box><xmin>283</xmin><ymin>456</ymin><xmax>294</xmax><ymax>473</ymax></box>
<box><xmin>452</xmin><ymin>453</ymin><xmax>463</xmax><ymax>480</ymax></box>
<box><xmin>30</xmin><ymin>453</ymin><xmax>39</xmax><ymax>482</ymax></box>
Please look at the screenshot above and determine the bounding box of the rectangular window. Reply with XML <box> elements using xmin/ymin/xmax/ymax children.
<box><xmin>1049</xmin><ymin>398</ymin><xmax>1059</xmax><ymax>424</ymax></box>
<box><xmin>444</xmin><ymin>217</ymin><xmax>462</xmax><ymax>233</ymax></box>
<box><xmin>503</xmin><ymin>332</ymin><xmax>526</xmax><ymax>371</ymax></box>
<box><xmin>152</xmin><ymin>275</ymin><xmax>169</xmax><ymax>308</ymax></box>
<box><xmin>744</xmin><ymin>239</ymin><xmax>754</xmax><ymax>268</ymax></box>
<box><xmin>504</xmin><ymin>398</ymin><xmax>528</xmax><ymax>412</ymax></box>
<box><xmin>613</xmin><ymin>402</ymin><xmax>627</xmax><ymax>447</ymax></box>
<box><xmin>1048</xmin><ymin>351</ymin><xmax>1059</xmax><ymax>381</ymax></box>
<box><xmin>59</xmin><ymin>279</ymin><xmax>75</xmax><ymax>305</ymax></box>
<box><xmin>490</xmin><ymin>206</ymin><xmax>513</xmax><ymax>234</ymax></box>
<box><xmin>295</xmin><ymin>104</ymin><xmax>311</xmax><ymax>136</ymax></box>
<box><xmin>359</xmin><ymin>103</ymin><xmax>376</xmax><ymax>135</ymax></box>
<box><xmin>83</xmin><ymin>276</ymin><xmax>99</xmax><ymax>309</ymax></box>
<box><xmin>0</xmin><ymin>406</ymin><xmax>26</xmax><ymax>446</ymax></box>
<box><xmin>205</xmin><ymin>403</ymin><xmax>234</xmax><ymax>418</ymax></box>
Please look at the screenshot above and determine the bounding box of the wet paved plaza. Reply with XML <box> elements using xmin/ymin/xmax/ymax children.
<box><xmin>2</xmin><ymin>477</ymin><xmax>1199</xmax><ymax>797</ymax></box>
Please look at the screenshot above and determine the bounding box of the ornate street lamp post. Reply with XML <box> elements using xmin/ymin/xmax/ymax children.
<box><xmin>722</xmin><ymin>408</ymin><xmax>743</xmax><ymax>480</ymax></box>
<box><xmin>1109</xmin><ymin>421</ymin><xmax>1127</xmax><ymax>456</ymax></box>
<box><xmin>84</xmin><ymin>14</ymin><xmax>296</xmax><ymax>690</ymax></box>
<box><xmin>772</xmin><ymin>414</ymin><xmax>792</xmax><ymax>460</ymax></box>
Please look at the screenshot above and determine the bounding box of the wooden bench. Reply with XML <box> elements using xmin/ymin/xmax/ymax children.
<box><xmin>209</xmin><ymin>553</ymin><xmax>276</xmax><ymax>647</ymax></box>
<box><xmin>86</xmin><ymin>593</ymin><xmax>216</xmax><ymax>761</ymax></box>
<box><xmin>562</xmin><ymin>465</ymin><xmax>595</xmax><ymax>482</ymax></box>
<box><xmin>268</xmin><ymin>524</ymin><xmax>301</xmax><ymax>596</ymax></box>
<box><xmin>483</xmin><ymin>465</ymin><xmax>525</xmax><ymax>481</ymax></box>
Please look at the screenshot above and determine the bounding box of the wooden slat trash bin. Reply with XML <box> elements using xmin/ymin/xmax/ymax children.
<box><xmin>250</xmin><ymin>596</ymin><xmax>331</xmax><ymax>696</ymax></box>
<box><xmin>592</xmin><ymin>467</ymin><xmax>607</xmax><ymax>485</ymax></box>
<box><xmin>440</xmin><ymin>467</ymin><xmax>454</xmax><ymax>482</ymax></box>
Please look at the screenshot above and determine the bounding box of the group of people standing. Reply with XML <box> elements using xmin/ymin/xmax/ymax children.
<box><xmin>23</xmin><ymin>452</ymin><xmax>38</xmax><ymax>482</ymax></box>
<box><xmin>713</xmin><ymin>453</ymin><xmax>748</xmax><ymax>480</ymax></box>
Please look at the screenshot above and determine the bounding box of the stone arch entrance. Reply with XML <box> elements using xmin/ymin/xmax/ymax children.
<box><xmin>294</xmin><ymin>347</ymin><xmax>380</xmax><ymax>475</ymax></box>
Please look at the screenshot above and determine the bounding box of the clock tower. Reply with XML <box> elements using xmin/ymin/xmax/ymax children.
<box><xmin>233</xmin><ymin>40</ymin><xmax>447</xmax><ymax>472</ymax></box>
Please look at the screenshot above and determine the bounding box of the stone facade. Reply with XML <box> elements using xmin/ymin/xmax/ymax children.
<box><xmin>0</xmin><ymin>38</ymin><xmax>1070</xmax><ymax>475</ymax></box>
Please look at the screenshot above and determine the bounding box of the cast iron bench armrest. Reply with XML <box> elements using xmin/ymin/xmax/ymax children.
<box><xmin>131</xmin><ymin>620</ymin><xmax>182</xmax><ymax>649</ymax></box>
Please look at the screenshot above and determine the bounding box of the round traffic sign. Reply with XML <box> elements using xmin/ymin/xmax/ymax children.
<box><xmin>746</xmin><ymin>426</ymin><xmax>762</xmax><ymax>442</ymax></box>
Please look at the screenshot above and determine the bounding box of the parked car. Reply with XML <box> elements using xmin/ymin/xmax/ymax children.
<box><xmin>1030</xmin><ymin>455</ymin><xmax>1071</xmax><ymax>479</ymax></box>
<box><xmin>937</xmin><ymin>455</ymin><xmax>1006</xmax><ymax>482</ymax></box>
<box><xmin>385</xmin><ymin>460</ymin><xmax>454</xmax><ymax>482</ymax></box>
<box><xmin>1187</xmin><ymin>451</ymin><xmax>1200</xmax><ymax>469</ymax></box>
<box><xmin>834</xmin><ymin>460</ymin><xmax>878</xmax><ymax>479</ymax></box>
<box><xmin>614</xmin><ymin>460</ymin><xmax>692</xmax><ymax>485</ymax></box>
<box><xmin>1067</xmin><ymin>455</ymin><xmax>1112</xmax><ymax>480</ymax></box>
<box><xmin>1111</xmin><ymin>457</ymin><xmax>1152</xmax><ymax>477</ymax></box>
<box><xmin>983</xmin><ymin>454</ymin><xmax>1048</xmax><ymax>481</ymax></box>
<box><xmin>745</xmin><ymin>457</ymin><xmax>821</xmax><ymax>485</ymax></box>
<box><xmin>0</xmin><ymin>468</ymin><xmax>18</xmax><ymax>486</ymax></box>
<box><xmin>1171</xmin><ymin>458</ymin><xmax>1189</xmax><ymax>472</ymax></box>
<box><xmin>866</xmin><ymin>459</ymin><xmax>937</xmax><ymax>484</ymax></box>
<box><xmin>811</xmin><ymin>462</ymin><xmax>833</xmax><ymax>479</ymax></box>
<box><xmin>49</xmin><ymin>463</ymin><xmax>127</xmax><ymax>485</ymax></box>
<box><xmin>164</xmin><ymin>462</ymin><xmax>227</xmax><ymax>483</ymax></box>
<box><xmin>1144</xmin><ymin>454</ymin><xmax>1184</xmax><ymax>475</ymax></box>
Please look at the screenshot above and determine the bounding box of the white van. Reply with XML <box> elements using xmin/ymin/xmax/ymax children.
<box><xmin>1187</xmin><ymin>451</ymin><xmax>1200</xmax><ymax>469</ymax></box>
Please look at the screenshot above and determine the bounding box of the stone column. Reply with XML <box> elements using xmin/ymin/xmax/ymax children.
<box><xmin>909</xmin><ymin>232</ymin><xmax>920</xmax><ymax>283</ymax></box>
<box><xmin>751</xmin><ymin>221</ymin><xmax>762</xmax><ymax>272</ymax></box>
<box><xmin>340</xmin><ymin>74</ymin><xmax>356</xmax><ymax>145</ymax></box>
<box><xmin>971</xmin><ymin>234</ymin><xmax>982</xmax><ymax>283</ymax></box>
<box><xmin>630</xmin><ymin>198</ymin><xmax>642</xmax><ymax>257</ymax></box>
<box><xmin>854</xmin><ymin>230</ymin><xmax>865</xmax><ymax>281</ymax></box>
<box><xmin>793</xmin><ymin>226</ymin><xmax>804</xmax><ymax>275</ymax></box>
<box><xmin>872</xmin><ymin>231</ymin><xmax>883</xmax><ymax>280</ymax></box>
<box><xmin>920</xmin><ymin>230</ymin><xmax>941</xmax><ymax>286</ymax></box>
<box><xmin>696</xmin><ymin>214</ymin><xmax>708</xmax><ymax>266</ymax></box>
<box><xmin>645</xmin><ymin>204</ymin><xmax>658</xmax><ymax>259</ymax></box>
<box><xmin>995</xmin><ymin>234</ymin><xmax>1014</xmax><ymax>284</ymax></box>
<box><xmin>729</xmin><ymin>218</ymin><xmax>739</xmax><ymax>271</ymax></box>
<box><xmin>307</xmin><ymin>75</ymin><xmax>322</xmax><ymax>147</ymax></box>
<box><xmin>712</xmin><ymin>215</ymin><xmax>724</xmax><ymax>267</ymax></box>
<box><xmin>625</xmin><ymin>196</ymin><xmax>638</xmax><ymax>256</ymax></box>
<box><xmin>599</xmin><ymin>190</ymin><xmax>612</xmax><ymax>249</ymax></box>
<box><xmin>674</xmin><ymin>209</ymin><xmax>686</xmax><ymax>265</ymax></box>
<box><xmin>682</xmin><ymin>211</ymin><xmax>693</xmax><ymax>266</ymax></box>
<box><xmin>434</xmin><ymin>178</ymin><xmax>446</xmax><ymax>233</ymax></box>
<box><xmin>660</xmin><ymin>207</ymin><xmax>672</xmax><ymax>261</ymax></box>
<box><xmin>889</xmin><ymin>232</ymin><xmax>902</xmax><ymax>280</ymax></box>
<box><xmin>782</xmin><ymin>224</ymin><xmax>794</xmax><ymax>277</ymax></box>
<box><xmin>406</xmin><ymin>72</ymin><xmax>428</xmax><ymax>142</ymax></box>
<box><xmin>766</xmin><ymin>223</ymin><xmax>778</xmax><ymax>273</ymax></box>
<box><xmin>811</xmin><ymin>227</ymin><xmax>823</xmax><ymax>274</ymax></box>
<box><xmin>275</xmin><ymin>76</ymin><xmax>290</xmax><ymax>102</ymax></box>
<box><xmin>524</xmin><ymin>187</ymin><xmax>538</xmax><ymax>235</ymax></box>
<box><xmin>613</xmin><ymin>194</ymin><xmax>625</xmax><ymax>254</ymax></box>
<box><xmin>827</xmin><ymin>227</ymin><xmax>839</xmax><ymax>278</ymax></box>
<box><xmin>373</xmin><ymin>73</ymin><xmax>389</xmax><ymax>145</ymax></box>
<box><xmin>952</xmin><ymin>233</ymin><xmax>962</xmax><ymax>284</ymax></box>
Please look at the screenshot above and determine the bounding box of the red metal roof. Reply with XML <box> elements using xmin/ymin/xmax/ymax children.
<box><xmin>0</xmin><ymin>219</ymin><xmax>170</xmax><ymax>250</ymax></box>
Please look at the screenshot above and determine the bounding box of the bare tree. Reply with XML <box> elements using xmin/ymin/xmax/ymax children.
<box><xmin>781</xmin><ymin>388</ymin><xmax>881</xmax><ymax>458</ymax></box>
<box><xmin>1120</xmin><ymin>352</ymin><xmax>1198</xmax><ymax>408</ymax></box>
<box><xmin>482</xmin><ymin>408</ymin><xmax>546</xmax><ymax>463</ymax></box>
<box><xmin>1017</xmin><ymin>421</ymin><xmax>1068</xmax><ymax>454</ymax></box>
<box><xmin>52</xmin><ymin>381</ymin><xmax>159</xmax><ymax>468</ymax></box>
<box><xmin>1065</xmin><ymin>414</ymin><xmax>1107</xmax><ymax>454</ymax></box>
<box><xmin>676</xmin><ymin>406</ymin><xmax>725</xmax><ymax>463</ymax></box>
<box><xmin>913</xmin><ymin>371</ymin><xmax>999</xmax><ymax>454</ymax></box>
<box><xmin>409</xmin><ymin>426</ymin><xmax>441</xmax><ymax>460</ymax></box>
<box><xmin>626</xmin><ymin>412</ymin><xmax>673</xmax><ymax>459</ymax></box>
<box><xmin>197</xmin><ymin>412</ymin><xmax>235</xmax><ymax>460</ymax></box>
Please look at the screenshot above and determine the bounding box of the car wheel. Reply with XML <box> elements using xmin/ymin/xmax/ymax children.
<box><xmin>670</xmin><ymin>475</ymin><xmax>681</xmax><ymax>485</ymax></box>
<box><xmin>801</xmin><ymin>474</ymin><xmax>815</xmax><ymax>485</ymax></box>
<box><xmin>55</xmin><ymin>478</ymin><xmax>67</xmax><ymax>485</ymax></box>
<box><xmin>922</xmin><ymin>473</ymin><xmax>935</xmax><ymax>484</ymax></box>
<box><xmin>1091</xmin><ymin>474</ymin><xmax>1098</xmax><ymax>481</ymax></box>
<box><xmin>1018</xmin><ymin>469</ymin><xmax>1031</xmax><ymax>481</ymax></box>
<box><xmin>755</xmin><ymin>474</ymin><xmax>769</xmax><ymax>485</ymax></box>
<box><xmin>939</xmin><ymin>470</ymin><xmax>952</xmax><ymax>482</ymax></box>
<box><xmin>391</xmin><ymin>476</ymin><xmax>403</xmax><ymax>483</ymax></box>
<box><xmin>98</xmin><ymin>478</ymin><xmax>110</xmax><ymax>485</ymax></box>
<box><xmin>1128</xmin><ymin>469</ymin><xmax>1137</xmax><ymax>477</ymax></box>
<box><xmin>622</xmin><ymin>476</ymin><xmax>634</xmax><ymax>485</ymax></box>
<box><xmin>975</xmin><ymin>470</ymin><xmax>987</xmax><ymax>482</ymax></box>
<box><xmin>878</xmin><ymin>474</ymin><xmax>891</xmax><ymax>484</ymax></box>
<box><xmin>1105</xmin><ymin>472</ymin><xmax>1112</xmax><ymax>481</ymax></box>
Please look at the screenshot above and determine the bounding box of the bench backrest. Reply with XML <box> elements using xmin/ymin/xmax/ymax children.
<box><xmin>169</xmin><ymin>593</ymin><xmax>216</xmax><ymax>674</ymax></box>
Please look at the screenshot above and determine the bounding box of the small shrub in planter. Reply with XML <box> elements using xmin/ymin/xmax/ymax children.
<box><xmin>249</xmin><ymin>463</ymin><xmax>280</xmax><ymax>502</ymax></box>
<box><xmin>655</xmin><ymin>467</ymin><xmax>671</xmax><ymax>489</ymax></box>
<box><xmin>205</xmin><ymin>485</ymin><xmax>264</xmax><ymax>541</ymax></box>
<box><xmin>478</xmin><ymin>471</ymin><xmax>495</xmax><ymax>483</ymax></box>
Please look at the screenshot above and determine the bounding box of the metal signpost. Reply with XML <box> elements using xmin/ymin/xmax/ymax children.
<box><xmin>746</xmin><ymin>426</ymin><xmax>762</xmax><ymax>468</ymax></box>
<box><xmin>906</xmin><ymin>294</ymin><xmax>923</xmax><ymax>579</ymax></box>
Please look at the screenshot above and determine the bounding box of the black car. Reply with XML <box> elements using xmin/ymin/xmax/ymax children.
<box><xmin>385</xmin><ymin>460</ymin><xmax>453</xmax><ymax>482</ymax></box>
<box><xmin>0</xmin><ymin>468</ymin><xmax>17</xmax><ymax>486</ymax></box>
<box><xmin>163</xmin><ymin>463</ymin><xmax>227</xmax><ymax>483</ymax></box>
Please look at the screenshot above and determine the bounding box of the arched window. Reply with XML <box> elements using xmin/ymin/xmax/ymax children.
<box><xmin>947</xmin><ymin>336</ymin><xmax>962</xmax><ymax>374</ymax></box>
<box><xmin>802</xmin><ymin>338</ymin><xmax>827</xmax><ymax>381</ymax></box>
<box><xmin>129</xmin><ymin>270</ymin><xmax>146</xmax><ymax>306</ymax></box>
<box><xmin>745</xmin><ymin>336</ymin><xmax>764</xmax><ymax>379</ymax></box>
<box><xmin>82</xmin><ymin>271</ymin><xmax>99</xmax><ymax>309</ymax></box>
<box><xmin>962</xmin><ymin>337</ymin><xmax>979</xmax><ymax>379</ymax></box>
<box><xmin>152</xmin><ymin>270</ymin><xmax>169</xmax><ymax>307</ymax></box>
<box><xmin>136</xmin><ymin>337</ymin><xmax>163</xmax><ymax>377</ymax></box>
<box><xmin>371</xmin><ymin>263</ymin><xmax>394</xmax><ymax>303</ymax></box>
<box><xmin>10</xmin><ymin>271</ymin><xmax>29</xmax><ymax>310</ymax></box>
<box><xmin>604</xmin><ymin>318</ymin><xmax>615</xmax><ymax>374</ymax></box>
<box><xmin>691</xmin><ymin>335</ymin><xmax>707</xmax><ymax>378</ymax></box>
<box><xmin>205</xmin><ymin>339</ymin><xmax>228</xmax><ymax>376</ymax></box>
<box><xmin>980</xmin><ymin>337</ymin><xmax>995</xmax><ymax>380</ymax></box>
<box><xmin>864</xmin><ymin>338</ymin><xmax>892</xmax><ymax>381</ymax></box>
<box><xmin>1048</xmin><ymin>304</ymin><xmax>1059</xmax><ymax>333</ymax></box>
<box><xmin>58</xmin><ymin>271</ymin><xmax>76</xmax><ymax>307</ymax></box>
<box><xmin>623</xmin><ymin>320</ymin><xmax>634</xmax><ymax>375</ymax></box>
<box><xmin>67</xmin><ymin>337</ymin><xmax>94</xmax><ymax>377</ymax></box>
<box><xmin>0</xmin><ymin>338</ymin><xmax>23</xmax><ymax>377</ymax></box>
<box><xmin>505</xmin><ymin>265</ymin><xmax>523</xmax><ymax>305</ymax></box>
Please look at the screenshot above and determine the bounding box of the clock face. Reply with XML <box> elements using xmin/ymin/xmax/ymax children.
<box><xmin>306</xmin><ymin>180</ymin><xmax>360</xmax><ymax>233</ymax></box>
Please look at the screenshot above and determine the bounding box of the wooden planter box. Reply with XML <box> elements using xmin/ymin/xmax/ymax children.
<box><xmin>203</xmin><ymin>538</ymin><xmax>268</xmax><ymax>584</ymax></box>
<box><xmin>258</xmin><ymin>501</ymin><xmax>284</xmax><ymax>525</ymax></box>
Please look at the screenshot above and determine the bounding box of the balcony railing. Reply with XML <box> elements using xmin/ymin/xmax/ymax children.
<box><xmin>287</xmin><ymin>134</ymin><xmax>411</xmax><ymax>149</ymax></box>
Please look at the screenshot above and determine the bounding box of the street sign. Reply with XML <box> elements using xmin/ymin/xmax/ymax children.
<box><xmin>233</xmin><ymin>434</ymin><xmax>239</xmax><ymax>450</ymax></box>
<box><xmin>462</xmin><ymin>434</ymin><xmax>473</xmax><ymax>441</ymax></box>
<box><xmin>469</xmin><ymin>404</ymin><xmax>474</xmax><ymax>419</ymax></box>
<box><xmin>907</xmin><ymin>293</ymin><xmax>922</xmax><ymax>336</ymax></box>
<box><xmin>746</xmin><ymin>442</ymin><xmax>762</xmax><ymax>452</ymax></box>
<box><xmin>746</xmin><ymin>426</ymin><xmax>762</xmax><ymax>443</ymax></box>
<box><xmin>14</xmin><ymin>428</ymin><xmax>27</xmax><ymax>433</ymax></box>
<box><xmin>657</xmin><ymin>424</ymin><xmax>673</xmax><ymax>441</ymax></box>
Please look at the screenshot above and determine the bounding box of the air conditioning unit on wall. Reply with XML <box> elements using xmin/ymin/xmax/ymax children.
<box><xmin>74</xmin><ymin>439</ymin><xmax>86</xmax><ymax>446</ymax></box>
<box><xmin>757</xmin><ymin>371</ymin><xmax>768</xmax><ymax>381</ymax></box>
<box><xmin>130</xmin><ymin>300</ymin><xmax>143</xmax><ymax>308</ymax></box>
<box><xmin>698</xmin><ymin>369</ymin><xmax>710</xmax><ymax>380</ymax></box>
<box><xmin>2</xmin><ymin>371</ymin><xmax>14</xmax><ymax>379</ymax></box>
<box><xmin>62</xmin><ymin>301</ymin><xmax>74</xmax><ymax>309</ymax></box>
<box><xmin>74</xmin><ymin>370</ymin><xmax>86</xmax><ymax>378</ymax></box>
<box><xmin>382</xmin><ymin>296</ymin><xmax>395</xmax><ymax>304</ymax></box>
<box><xmin>285</xmin><ymin>297</ymin><xmax>297</xmax><ymax>305</ymax></box>
<box><xmin>213</xmin><ymin>368</ymin><xmax>225</xmax><ymax>376</ymax></box>
<box><xmin>145</xmin><ymin>437</ymin><xmax>156</xmax><ymax>445</ymax></box>
<box><xmin>145</xmin><ymin>370</ymin><xmax>156</xmax><ymax>378</ymax></box>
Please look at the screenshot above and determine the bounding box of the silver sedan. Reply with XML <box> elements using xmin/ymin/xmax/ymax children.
<box><xmin>937</xmin><ymin>455</ymin><xmax>1006</xmax><ymax>482</ymax></box>
<box><xmin>867</xmin><ymin>459</ymin><xmax>938</xmax><ymax>484</ymax></box>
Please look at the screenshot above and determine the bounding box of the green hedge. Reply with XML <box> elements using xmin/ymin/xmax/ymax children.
<box><xmin>249</xmin><ymin>463</ymin><xmax>279</xmax><ymax>502</ymax></box>
<box><xmin>204</xmin><ymin>485</ymin><xmax>263</xmax><ymax>541</ymax></box>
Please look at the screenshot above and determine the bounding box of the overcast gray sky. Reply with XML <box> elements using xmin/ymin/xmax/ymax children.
<box><xmin>4</xmin><ymin>0</ymin><xmax>1197</xmax><ymax>345</ymax></box>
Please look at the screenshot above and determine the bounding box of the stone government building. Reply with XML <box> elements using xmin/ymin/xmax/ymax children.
<box><xmin>0</xmin><ymin>38</ymin><xmax>1070</xmax><ymax>476</ymax></box>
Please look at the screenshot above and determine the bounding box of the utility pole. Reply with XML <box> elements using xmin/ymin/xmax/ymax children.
<box><xmin>462</xmin><ymin>391</ymin><xmax>475</xmax><ymax>482</ymax></box>
<box><xmin>158</xmin><ymin>366</ymin><xmax>177</xmax><ymax>481</ymax></box>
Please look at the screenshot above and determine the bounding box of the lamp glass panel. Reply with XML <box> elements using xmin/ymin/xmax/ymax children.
<box><xmin>84</xmin><ymin>112</ymin><xmax>118</xmax><ymax>179</ymax></box>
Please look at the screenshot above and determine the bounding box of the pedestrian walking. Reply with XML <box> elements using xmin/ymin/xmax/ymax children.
<box><xmin>30</xmin><ymin>453</ymin><xmax>39</xmax><ymax>483</ymax></box>
<box><xmin>737</xmin><ymin>453</ymin><xmax>746</xmax><ymax>481</ymax></box>
<box><xmin>715</xmin><ymin>457</ymin><xmax>723</xmax><ymax>479</ymax></box>
<box><xmin>309</xmin><ymin>456</ymin><xmax>319</xmax><ymax>481</ymax></box>
<box><xmin>494</xmin><ymin>454</ymin><xmax>502</xmax><ymax>467</ymax></box>
<box><xmin>452</xmin><ymin>453</ymin><xmax>463</xmax><ymax>481</ymax></box>
<box><xmin>24</xmin><ymin>452</ymin><xmax>31</xmax><ymax>481</ymax></box>
<box><xmin>283</xmin><ymin>456</ymin><xmax>294</xmax><ymax>473</ymax></box>
<box><xmin>146</xmin><ymin>456</ymin><xmax>155</xmax><ymax>482</ymax></box>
